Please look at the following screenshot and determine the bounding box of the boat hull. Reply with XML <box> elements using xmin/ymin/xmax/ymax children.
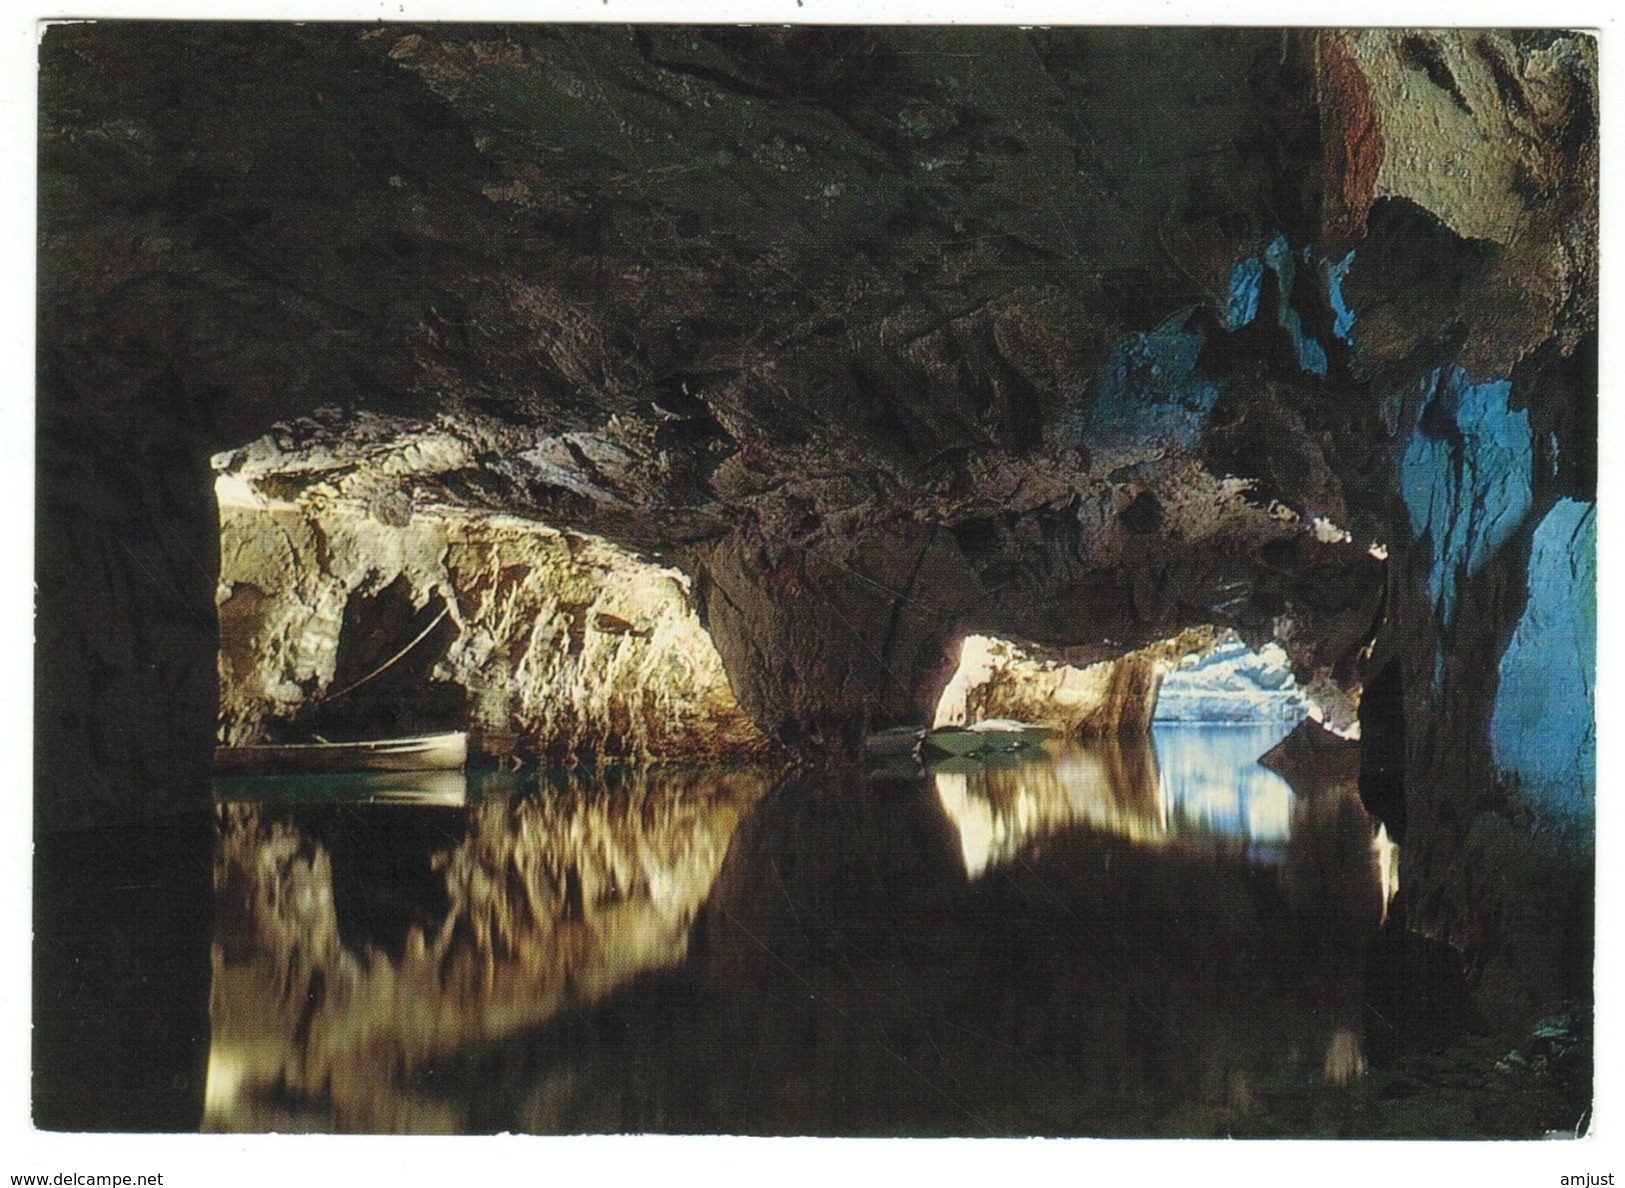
<box><xmin>214</xmin><ymin>731</ymin><xmax>469</xmax><ymax>775</ymax></box>
<box><xmin>920</xmin><ymin>729</ymin><xmax>990</xmax><ymax>757</ymax></box>
<box><xmin>922</xmin><ymin>723</ymin><xmax>1053</xmax><ymax>757</ymax></box>
<box><xmin>865</xmin><ymin>727</ymin><xmax>924</xmax><ymax>757</ymax></box>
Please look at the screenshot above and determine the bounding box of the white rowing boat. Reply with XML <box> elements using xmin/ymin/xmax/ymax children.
<box><xmin>213</xmin><ymin>730</ymin><xmax>468</xmax><ymax>775</ymax></box>
<box><xmin>921</xmin><ymin>719</ymin><xmax>1053</xmax><ymax>757</ymax></box>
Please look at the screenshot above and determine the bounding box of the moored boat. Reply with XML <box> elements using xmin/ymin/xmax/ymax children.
<box><xmin>921</xmin><ymin>719</ymin><xmax>1053</xmax><ymax>757</ymax></box>
<box><xmin>214</xmin><ymin>730</ymin><xmax>469</xmax><ymax>775</ymax></box>
<box><xmin>865</xmin><ymin>725</ymin><xmax>925</xmax><ymax>757</ymax></box>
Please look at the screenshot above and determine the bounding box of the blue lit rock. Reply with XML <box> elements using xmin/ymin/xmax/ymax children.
<box><xmin>1263</xmin><ymin>234</ymin><xmax>1330</xmax><ymax>377</ymax></box>
<box><xmin>1223</xmin><ymin>255</ymin><xmax>1265</xmax><ymax>331</ymax></box>
<box><xmin>1067</xmin><ymin>311</ymin><xmax>1222</xmax><ymax>451</ymax></box>
<box><xmin>1490</xmin><ymin>498</ymin><xmax>1596</xmax><ymax>822</ymax></box>
<box><xmin>1153</xmin><ymin>635</ymin><xmax>1309</xmax><ymax>724</ymax></box>
<box><xmin>1401</xmin><ymin>368</ymin><xmax>1533</xmax><ymax>632</ymax></box>
<box><xmin>1323</xmin><ymin>250</ymin><xmax>1357</xmax><ymax>345</ymax></box>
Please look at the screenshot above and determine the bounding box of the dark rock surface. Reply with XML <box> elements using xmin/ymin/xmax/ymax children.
<box><xmin>37</xmin><ymin>23</ymin><xmax>1596</xmax><ymax>1056</ymax></box>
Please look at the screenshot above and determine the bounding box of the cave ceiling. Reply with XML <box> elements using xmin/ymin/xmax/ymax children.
<box><xmin>38</xmin><ymin>24</ymin><xmax>1597</xmax><ymax>745</ymax></box>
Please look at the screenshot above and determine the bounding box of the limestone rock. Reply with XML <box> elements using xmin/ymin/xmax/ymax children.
<box><xmin>216</xmin><ymin>432</ymin><xmax>774</xmax><ymax>764</ymax></box>
<box><xmin>1154</xmin><ymin>634</ymin><xmax>1310</xmax><ymax>723</ymax></box>
<box><xmin>932</xmin><ymin>630</ymin><xmax>1217</xmax><ymax>736</ymax></box>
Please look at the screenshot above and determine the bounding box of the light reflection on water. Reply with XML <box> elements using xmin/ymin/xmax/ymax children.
<box><xmin>205</xmin><ymin>765</ymin><xmax>775</xmax><ymax>1132</ymax></box>
<box><xmin>215</xmin><ymin>769</ymin><xmax>471</xmax><ymax>808</ymax></box>
<box><xmin>934</xmin><ymin>723</ymin><xmax>1298</xmax><ymax>877</ymax></box>
<box><xmin>206</xmin><ymin>727</ymin><xmax>1391</xmax><ymax>1136</ymax></box>
<box><xmin>1154</xmin><ymin>721</ymin><xmax>1297</xmax><ymax>854</ymax></box>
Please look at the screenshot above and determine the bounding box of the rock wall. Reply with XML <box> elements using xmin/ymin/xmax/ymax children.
<box><xmin>1383</xmin><ymin>476</ymin><xmax>1594</xmax><ymax>1023</ymax></box>
<box><xmin>931</xmin><ymin>630</ymin><xmax>1218</xmax><ymax>735</ymax></box>
<box><xmin>36</xmin><ymin>394</ymin><xmax>220</xmax><ymax>832</ymax></box>
<box><xmin>1488</xmin><ymin>498</ymin><xmax>1595</xmax><ymax>823</ymax></box>
<box><xmin>1342</xmin><ymin>30</ymin><xmax>1596</xmax><ymax>375</ymax></box>
<box><xmin>692</xmin><ymin>519</ymin><xmax>983</xmax><ymax>753</ymax></box>
<box><xmin>217</xmin><ymin>463</ymin><xmax>773</xmax><ymax>765</ymax></box>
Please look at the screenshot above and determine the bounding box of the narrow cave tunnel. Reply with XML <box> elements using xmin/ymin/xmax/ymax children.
<box><xmin>34</xmin><ymin>23</ymin><xmax>1595</xmax><ymax>1138</ymax></box>
<box><xmin>296</xmin><ymin>575</ymin><xmax>465</xmax><ymax>743</ymax></box>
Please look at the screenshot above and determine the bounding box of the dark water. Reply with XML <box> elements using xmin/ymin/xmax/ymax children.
<box><xmin>198</xmin><ymin>722</ymin><xmax>1503</xmax><ymax>1135</ymax></box>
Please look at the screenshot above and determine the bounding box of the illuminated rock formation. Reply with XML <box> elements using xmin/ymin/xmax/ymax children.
<box><xmin>932</xmin><ymin>630</ymin><xmax>1212</xmax><ymax>736</ymax></box>
<box><xmin>214</xmin><ymin>418</ymin><xmax>774</xmax><ymax>763</ymax></box>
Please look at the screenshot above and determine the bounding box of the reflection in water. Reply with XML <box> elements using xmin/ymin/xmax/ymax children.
<box><xmin>1374</xmin><ymin>824</ymin><xmax>1400</xmax><ymax>925</ymax></box>
<box><xmin>216</xmin><ymin>769</ymin><xmax>470</xmax><ymax>808</ymax></box>
<box><xmin>934</xmin><ymin>737</ymin><xmax>1162</xmax><ymax>876</ymax></box>
<box><xmin>934</xmin><ymin>723</ymin><xmax>1298</xmax><ymax>877</ymax></box>
<box><xmin>205</xmin><ymin>765</ymin><xmax>774</xmax><ymax>1132</ymax></box>
<box><xmin>206</xmin><ymin>729</ymin><xmax>1401</xmax><ymax>1135</ymax></box>
<box><xmin>1155</xmin><ymin>723</ymin><xmax>1297</xmax><ymax>850</ymax></box>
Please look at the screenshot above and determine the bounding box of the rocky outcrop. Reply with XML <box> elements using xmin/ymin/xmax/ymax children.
<box><xmin>215</xmin><ymin>418</ymin><xmax>774</xmax><ymax>764</ymax></box>
<box><xmin>1339</xmin><ymin>31</ymin><xmax>1596</xmax><ymax>376</ymax></box>
<box><xmin>691</xmin><ymin>517</ymin><xmax>980</xmax><ymax>754</ymax></box>
<box><xmin>685</xmin><ymin>446</ymin><xmax>1383</xmax><ymax>750</ymax></box>
<box><xmin>932</xmin><ymin>629</ymin><xmax>1216</xmax><ymax>735</ymax></box>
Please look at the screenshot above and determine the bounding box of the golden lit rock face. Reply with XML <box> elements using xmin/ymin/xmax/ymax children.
<box><xmin>206</xmin><ymin>766</ymin><xmax>773</xmax><ymax>1132</ymax></box>
<box><xmin>933</xmin><ymin>628</ymin><xmax>1219</xmax><ymax>734</ymax></box>
<box><xmin>215</xmin><ymin>438</ymin><xmax>774</xmax><ymax>763</ymax></box>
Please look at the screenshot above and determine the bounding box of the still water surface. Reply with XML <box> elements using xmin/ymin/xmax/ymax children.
<box><xmin>206</xmin><ymin>723</ymin><xmax>1394</xmax><ymax>1134</ymax></box>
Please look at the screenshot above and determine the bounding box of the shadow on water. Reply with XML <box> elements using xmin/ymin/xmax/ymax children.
<box><xmin>34</xmin><ymin>813</ymin><xmax>215</xmax><ymax>1131</ymax></box>
<box><xmin>198</xmin><ymin>727</ymin><xmax>1576</xmax><ymax>1136</ymax></box>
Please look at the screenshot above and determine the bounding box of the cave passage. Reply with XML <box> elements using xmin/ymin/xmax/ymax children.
<box><xmin>209</xmin><ymin>444</ymin><xmax>778</xmax><ymax>766</ymax></box>
<box><xmin>195</xmin><ymin>623</ymin><xmax>1517</xmax><ymax>1136</ymax></box>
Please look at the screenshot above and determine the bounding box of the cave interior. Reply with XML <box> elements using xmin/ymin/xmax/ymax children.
<box><xmin>33</xmin><ymin>23</ymin><xmax>1596</xmax><ymax>1135</ymax></box>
